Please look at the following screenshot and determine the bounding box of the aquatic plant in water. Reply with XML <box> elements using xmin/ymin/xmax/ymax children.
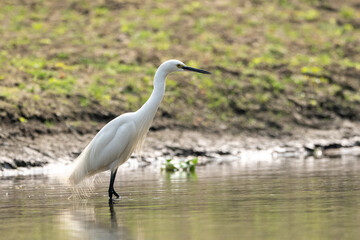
<box><xmin>162</xmin><ymin>158</ymin><xmax>198</xmax><ymax>173</ymax></box>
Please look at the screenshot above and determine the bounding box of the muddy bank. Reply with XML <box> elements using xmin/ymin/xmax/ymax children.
<box><xmin>1</xmin><ymin>120</ymin><xmax>360</xmax><ymax>176</ymax></box>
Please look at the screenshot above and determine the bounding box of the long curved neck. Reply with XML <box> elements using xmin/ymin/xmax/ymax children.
<box><xmin>136</xmin><ymin>68</ymin><xmax>167</xmax><ymax>125</ymax></box>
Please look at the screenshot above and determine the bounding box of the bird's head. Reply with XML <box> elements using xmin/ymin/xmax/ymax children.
<box><xmin>159</xmin><ymin>59</ymin><xmax>211</xmax><ymax>75</ymax></box>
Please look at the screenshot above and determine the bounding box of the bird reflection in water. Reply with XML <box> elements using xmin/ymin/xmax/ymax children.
<box><xmin>109</xmin><ymin>201</ymin><xmax>118</xmax><ymax>229</ymax></box>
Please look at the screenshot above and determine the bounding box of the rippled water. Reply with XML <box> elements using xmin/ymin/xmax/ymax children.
<box><xmin>1</xmin><ymin>156</ymin><xmax>360</xmax><ymax>240</ymax></box>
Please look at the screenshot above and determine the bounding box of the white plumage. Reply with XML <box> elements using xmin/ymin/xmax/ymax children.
<box><xmin>68</xmin><ymin>59</ymin><xmax>210</xmax><ymax>200</ymax></box>
<box><xmin>69</xmin><ymin>113</ymin><xmax>136</xmax><ymax>184</ymax></box>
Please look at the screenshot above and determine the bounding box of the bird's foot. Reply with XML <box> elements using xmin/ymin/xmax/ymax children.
<box><xmin>113</xmin><ymin>190</ymin><xmax>120</xmax><ymax>198</ymax></box>
<box><xmin>109</xmin><ymin>189</ymin><xmax>120</xmax><ymax>202</ymax></box>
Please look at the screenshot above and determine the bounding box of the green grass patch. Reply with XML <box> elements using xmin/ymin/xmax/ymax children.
<box><xmin>0</xmin><ymin>0</ymin><xmax>359</xmax><ymax>129</ymax></box>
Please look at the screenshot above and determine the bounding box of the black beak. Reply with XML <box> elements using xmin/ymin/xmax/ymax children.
<box><xmin>182</xmin><ymin>66</ymin><xmax>211</xmax><ymax>74</ymax></box>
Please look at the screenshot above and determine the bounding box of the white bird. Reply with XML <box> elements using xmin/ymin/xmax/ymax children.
<box><xmin>68</xmin><ymin>59</ymin><xmax>210</xmax><ymax>200</ymax></box>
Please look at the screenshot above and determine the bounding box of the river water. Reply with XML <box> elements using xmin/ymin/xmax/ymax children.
<box><xmin>1</xmin><ymin>156</ymin><xmax>360</xmax><ymax>240</ymax></box>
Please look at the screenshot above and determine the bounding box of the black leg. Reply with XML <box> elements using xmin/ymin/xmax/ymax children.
<box><xmin>108</xmin><ymin>168</ymin><xmax>119</xmax><ymax>200</ymax></box>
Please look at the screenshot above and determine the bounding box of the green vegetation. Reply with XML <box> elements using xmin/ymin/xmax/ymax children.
<box><xmin>162</xmin><ymin>158</ymin><xmax>198</xmax><ymax>173</ymax></box>
<box><xmin>0</xmin><ymin>0</ymin><xmax>359</xmax><ymax>132</ymax></box>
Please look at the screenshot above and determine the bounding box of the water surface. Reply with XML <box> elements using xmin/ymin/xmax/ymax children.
<box><xmin>1</xmin><ymin>156</ymin><xmax>360</xmax><ymax>240</ymax></box>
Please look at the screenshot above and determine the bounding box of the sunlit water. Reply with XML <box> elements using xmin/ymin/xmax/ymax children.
<box><xmin>1</xmin><ymin>156</ymin><xmax>360</xmax><ymax>240</ymax></box>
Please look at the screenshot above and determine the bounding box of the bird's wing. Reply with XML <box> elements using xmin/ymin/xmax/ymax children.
<box><xmin>87</xmin><ymin>115</ymin><xmax>137</xmax><ymax>172</ymax></box>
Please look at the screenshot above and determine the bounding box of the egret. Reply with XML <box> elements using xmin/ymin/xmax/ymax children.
<box><xmin>68</xmin><ymin>59</ymin><xmax>210</xmax><ymax>200</ymax></box>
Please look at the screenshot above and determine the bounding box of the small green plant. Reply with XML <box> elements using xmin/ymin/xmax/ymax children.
<box><xmin>162</xmin><ymin>158</ymin><xmax>198</xmax><ymax>173</ymax></box>
<box><xmin>19</xmin><ymin>117</ymin><xmax>27</xmax><ymax>123</ymax></box>
<box><xmin>340</xmin><ymin>6</ymin><xmax>355</xmax><ymax>20</ymax></box>
<box><xmin>45</xmin><ymin>120</ymin><xmax>54</xmax><ymax>128</ymax></box>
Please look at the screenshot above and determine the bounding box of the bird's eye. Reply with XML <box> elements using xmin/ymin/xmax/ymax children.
<box><xmin>176</xmin><ymin>64</ymin><xmax>182</xmax><ymax>68</ymax></box>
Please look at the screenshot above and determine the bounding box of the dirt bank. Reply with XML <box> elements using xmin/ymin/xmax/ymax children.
<box><xmin>1</xmin><ymin>0</ymin><xmax>360</xmax><ymax>135</ymax></box>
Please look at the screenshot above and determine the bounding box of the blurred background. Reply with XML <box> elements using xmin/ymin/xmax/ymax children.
<box><xmin>0</xmin><ymin>0</ymin><xmax>359</xmax><ymax>135</ymax></box>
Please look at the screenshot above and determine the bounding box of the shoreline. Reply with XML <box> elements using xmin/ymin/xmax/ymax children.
<box><xmin>1</xmin><ymin>121</ymin><xmax>360</xmax><ymax>177</ymax></box>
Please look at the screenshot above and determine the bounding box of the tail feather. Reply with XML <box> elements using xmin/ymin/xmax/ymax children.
<box><xmin>68</xmin><ymin>143</ymin><xmax>93</xmax><ymax>185</ymax></box>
